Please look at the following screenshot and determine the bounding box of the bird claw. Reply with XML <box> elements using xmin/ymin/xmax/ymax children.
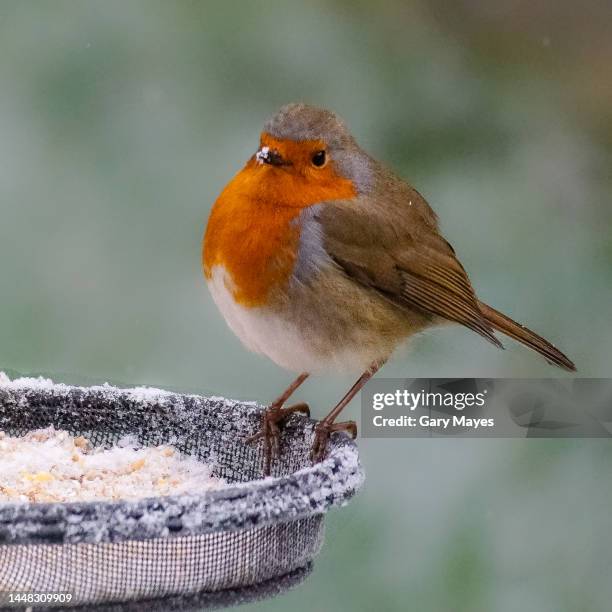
<box><xmin>246</xmin><ymin>402</ymin><xmax>310</xmax><ymax>476</ymax></box>
<box><xmin>310</xmin><ymin>420</ymin><xmax>357</xmax><ymax>464</ymax></box>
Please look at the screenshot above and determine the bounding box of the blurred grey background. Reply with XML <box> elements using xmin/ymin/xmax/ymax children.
<box><xmin>1</xmin><ymin>1</ymin><xmax>611</xmax><ymax>610</ymax></box>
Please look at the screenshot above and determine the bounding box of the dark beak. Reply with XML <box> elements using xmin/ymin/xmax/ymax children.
<box><xmin>256</xmin><ymin>146</ymin><xmax>291</xmax><ymax>167</ymax></box>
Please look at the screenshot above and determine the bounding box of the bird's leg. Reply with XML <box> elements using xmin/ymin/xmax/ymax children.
<box><xmin>246</xmin><ymin>372</ymin><xmax>310</xmax><ymax>475</ymax></box>
<box><xmin>311</xmin><ymin>360</ymin><xmax>385</xmax><ymax>463</ymax></box>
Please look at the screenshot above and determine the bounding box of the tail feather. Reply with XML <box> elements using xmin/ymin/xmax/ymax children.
<box><xmin>478</xmin><ymin>301</ymin><xmax>576</xmax><ymax>372</ymax></box>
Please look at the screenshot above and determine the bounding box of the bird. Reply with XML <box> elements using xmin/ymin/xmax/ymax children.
<box><xmin>202</xmin><ymin>103</ymin><xmax>576</xmax><ymax>474</ymax></box>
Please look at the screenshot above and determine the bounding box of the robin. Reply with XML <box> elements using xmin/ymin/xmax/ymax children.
<box><xmin>202</xmin><ymin>103</ymin><xmax>575</xmax><ymax>474</ymax></box>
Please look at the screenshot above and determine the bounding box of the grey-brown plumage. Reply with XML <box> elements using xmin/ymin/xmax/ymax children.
<box><xmin>267</xmin><ymin>103</ymin><xmax>575</xmax><ymax>371</ymax></box>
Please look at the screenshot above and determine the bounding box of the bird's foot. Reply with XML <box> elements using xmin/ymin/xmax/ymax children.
<box><xmin>310</xmin><ymin>420</ymin><xmax>357</xmax><ymax>464</ymax></box>
<box><xmin>245</xmin><ymin>401</ymin><xmax>310</xmax><ymax>476</ymax></box>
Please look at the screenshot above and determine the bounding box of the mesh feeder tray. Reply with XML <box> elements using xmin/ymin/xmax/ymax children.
<box><xmin>0</xmin><ymin>377</ymin><xmax>364</xmax><ymax>609</ymax></box>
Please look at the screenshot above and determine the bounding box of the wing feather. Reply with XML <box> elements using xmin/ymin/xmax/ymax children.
<box><xmin>316</xmin><ymin>194</ymin><xmax>502</xmax><ymax>347</ymax></box>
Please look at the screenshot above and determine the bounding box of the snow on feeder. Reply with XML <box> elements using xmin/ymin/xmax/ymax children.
<box><xmin>0</xmin><ymin>375</ymin><xmax>364</xmax><ymax>608</ymax></box>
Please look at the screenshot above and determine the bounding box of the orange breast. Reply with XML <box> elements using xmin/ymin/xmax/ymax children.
<box><xmin>203</xmin><ymin>144</ymin><xmax>356</xmax><ymax>307</ymax></box>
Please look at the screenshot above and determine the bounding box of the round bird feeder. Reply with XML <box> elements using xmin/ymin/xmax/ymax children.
<box><xmin>0</xmin><ymin>377</ymin><xmax>364</xmax><ymax>609</ymax></box>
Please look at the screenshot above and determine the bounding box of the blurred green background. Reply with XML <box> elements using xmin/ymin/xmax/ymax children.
<box><xmin>1</xmin><ymin>1</ymin><xmax>611</xmax><ymax>610</ymax></box>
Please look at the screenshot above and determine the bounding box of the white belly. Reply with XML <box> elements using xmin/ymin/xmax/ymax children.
<box><xmin>207</xmin><ymin>264</ymin><xmax>416</xmax><ymax>374</ymax></box>
<box><xmin>207</xmin><ymin>266</ymin><xmax>327</xmax><ymax>373</ymax></box>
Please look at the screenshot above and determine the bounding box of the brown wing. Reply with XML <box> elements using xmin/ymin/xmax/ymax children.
<box><xmin>316</xmin><ymin>189</ymin><xmax>502</xmax><ymax>348</ymax></box>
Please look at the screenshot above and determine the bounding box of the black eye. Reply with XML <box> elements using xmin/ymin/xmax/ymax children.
<box><xmin>311</xmin><ymin>150</ymin><xmax>326</xmax><ymax>167</ymax></box>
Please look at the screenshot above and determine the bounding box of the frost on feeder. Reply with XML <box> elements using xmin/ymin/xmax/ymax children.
<box><xmin>0</xmin><ymin>375</ymin><xmax>364</xmax><ymax>608</ymax></box>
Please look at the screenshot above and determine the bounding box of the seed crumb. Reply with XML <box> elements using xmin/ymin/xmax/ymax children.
<box><xmin>0</xmin><ymin>426</ymin><xmax>225</xmax><ymax>503</ymax></box>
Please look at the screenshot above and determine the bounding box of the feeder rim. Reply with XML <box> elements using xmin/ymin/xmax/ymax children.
<box><xmin>0</xmin><ymin>376</ymin><xmax>365</xmax><ymax>545</ymax></box>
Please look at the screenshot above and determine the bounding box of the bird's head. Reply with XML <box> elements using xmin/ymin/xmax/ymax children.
<box><xmin>240</xmin><ymin>103</ymin><xmax>373</xmax><ymax>208</ymax></box>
